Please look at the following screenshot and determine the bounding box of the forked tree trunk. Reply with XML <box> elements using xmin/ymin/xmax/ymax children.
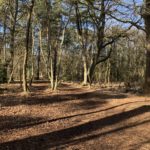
<box><xmin>22</xmin><ymin>0</ymin><xmax>34</xmax><ymax>93</ymax></box>
<box><xmin>75</xmin><ymin>2</ymin><xmax>89</xmax><ymax>85</ymax></box>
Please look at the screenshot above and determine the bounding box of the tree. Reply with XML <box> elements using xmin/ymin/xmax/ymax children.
<box><xmin>9</xmin><ymin>0</ymin><xmax>19</xmax><ymax>82</ymax></box>
<box><xmin>78</xmin><ymin>0</ymin><xmax>130</xmax><ymax>84</ymax></box>
<box><xmin>143</xmin><ymin>0</ymin><xmax>150</xmax><ymax>92</ymax></box>
<box><xmin>22</xmin><ymin>0</ymin><xmax>35</xmax><ymax>93</ymax></box>
<box><xmin>0</xmin><ymin>0</ymin><xmax>148</xmax><ymax>92</ymax></box>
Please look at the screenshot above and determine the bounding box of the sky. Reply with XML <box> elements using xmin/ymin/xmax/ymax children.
<box><xmin>0</xmin><ymin>0</ymin><xmax>145</xmax><ymax>33</ymax></box>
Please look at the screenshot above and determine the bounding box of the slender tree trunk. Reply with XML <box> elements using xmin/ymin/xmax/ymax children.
<box><xmin>2</xmin><ymin>13</ymin><xmax>7</xmax><ymax>63</ymax></box>
<box><xmin>45</xmin><ymin>0</ymin><xmax>51</xmax><ymax>79</ymax></box>
<box><xmin>103</xmin><ymin>59</ymin><xmax>111</xmax><ymax>86</ymax></box>
<box><xmin>29</xmin><ymin>28</ymin><xmax>35</xmax><ymax>87</ymax></box>
<box><xmin>9</xmin><ymin>0</ymin><xmax>18</xmax><ymax>82</ymax></box>
<box><xmin>83</xmin><ymin>56</ymin><xmax>88</xmax><ymax>85</ymax></box>
<box><xmin>19</xmin><ymin>63</ymin><xmax>22</xmax><ymax>87</ymax></box>
<box><xmin>36</xmin><ymin>45</ymin><xmax>41</xmax><ymax>80</ymax></box>
<box><xmin>22</xmin><ymin>0</ymin><xmax>34</xmax><ymax>93</ymax></box>
<box><xmin>8</xmin><ymin>55</ymin><xmax>23</xmax><ymax>83</ymax></box>
<box><xmin>47</xmin><ymin>26</ymin><xmax>51</xmax><ymax>75</ymax></box>
<box><xmin>50</xmin><ymin>58</ymin><xmax>54</xmax><ymax>89</ymax></box>
<box><xmin>35</xmin><ymin>28</ymin><xmax>42</xmax><ymax>80</ymax></box>
<box><xmin>9</xmin><ymin>30</ymin><xmax>15</xmax><ymax>81</ymax></box>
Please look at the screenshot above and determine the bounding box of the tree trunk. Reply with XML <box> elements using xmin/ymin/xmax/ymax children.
<box><xmin>50</xmin><ymin>58</ymin><xmax>54</xmax><ymax>90</ymax></box>
<box><xmin>22</xmin><ymin>0</ymin><xmax>34</xmax><ymax>93</ymax></box>
<box><xmin>36</xmin><ymin>45</ymin><xmax>41</xmax><ymax>80</ymax></box>
<box><xmin>35</xmin><ymin>28</ymin><xmax>42</xmax><ymax>80</ymax></box>
<box><xmin>145</xmin><ymin>50</ymin><xmax>150</xmax><ymax>89</ymax></box>
<box><xmin>144</xmin><ymin>0</ymin><xmax>150</xmax><ymax>92</ymax></box>
<box><xmin>83</xmin><ymin>56</ymin><xmax>88</xmax><ymax>85</ymax></box>
<box><xmin>45</xmin><ymin>0</ymin><xmax>51</xmax><ymax>79</ymax></box>
<box><xmin>29</xmin><ymin>28</ymin><xmax>35</xmax><ymax>87</ymax></box>
<box><xmin>75</xmin><ymin>2</ymin><xmax>89</xmax><ymax>85</ymax></box>
<box><xmin>2</xmin><ymin>13</ymin><xmax>7</xmax><ymax>63</ymax></box>
<box><xmin>52</xmin><ymin>46</ymin><xmax>58</xmax><ymax>90</ymax></box>
<box><xmin>9</xmin><ymin>0</ymin><xmax>18</xmax><ymax>82</ymax></box>
<box><xmin>89</xmin><ymin>62</ymin><xmax>96</xmax><ymax>85</ymax></box>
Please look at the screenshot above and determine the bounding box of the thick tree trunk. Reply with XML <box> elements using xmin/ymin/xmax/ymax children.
<box><xmin>144</xmin><ymin>0</ymin><xmax>150</xmax><ymax>92</ymax></box>
<box><xmin>89</xmin><ymin>62</ymin><xmax>96</xmax><ymax>85</ymax></box>
<box><xmin>86</xmin><ymin>0</ymin><xmax>106</xmax><ymax>85</ymax></box>
<box><xmin>145</xmin><ymin>47</ymin><xmax>150</xmax><ymax>90</ymax></box>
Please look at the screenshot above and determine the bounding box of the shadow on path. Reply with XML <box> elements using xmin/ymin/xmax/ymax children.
<box><xmin>0</xmin><ymin>90</ymin><xmax>127</xmax><ymax>107</ymax></box>
<box><xmin>0</xmin><ymin>105</ymin><xmax>149</xmax><ymax>150</ymax></box>
<box><xmin>0</xmin><ymin>100</ymin><xmax>148</xmax><ymax>132</ymax></box>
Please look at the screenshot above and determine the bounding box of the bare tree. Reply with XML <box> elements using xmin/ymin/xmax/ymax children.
<box><xmin>22</xmin><ymin>0</ymin><xmax>35</xmax><ymax>93</ymax></box>
<box><xmin>9</xmin><ymin>0</ymin><xmax>19</xmax><ymax>82</ymax></box>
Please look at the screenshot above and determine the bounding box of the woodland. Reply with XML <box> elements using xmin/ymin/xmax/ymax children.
<box><xmin>0</xmin><ymin>0</ymin><xmax>150</xmax><ymax>150</ymax></box>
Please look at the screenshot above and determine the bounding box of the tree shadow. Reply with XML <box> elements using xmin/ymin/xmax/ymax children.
<box><xmin>130</xmin><ymin>139</ymin><xmax>150</xmax><ymax>150</ymax></box>
<box><xmin>30</xmin><ymin>85</ymin><xmax>48</xmax><ymax>92</ymax></box>
<box><xmin>0</xmin><ymin>116</ymin><xmax>43</xmax><ymax>132</ymax></box>
<box><xmin>60</xmin><ymin>119</ymin><xmax>150</xmax><ymax>150</ymax></box>
<box><xmin>0</xmin><ymin>100</ymin><xmax>145</xmax><ymax>132</ymax></box>
<box><xmin>75</xmin><ymin>100</ymin><xmax>106</xmax><ymax>110</ymax></box>
<box><xmin>0</xmin><ymin>105</ymin><xmax>149</xmax><ymax>150</ymax></box>
<box><xmin>0</xmin><ymin>90</ymin><xmax>127</xmax><ymax>107</ymax></box>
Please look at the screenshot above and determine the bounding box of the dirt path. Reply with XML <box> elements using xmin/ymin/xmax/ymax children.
<box><xmin>0</xmin><ymin>83</ymin><xmax>150</xmax><ymax>150</ymax></box>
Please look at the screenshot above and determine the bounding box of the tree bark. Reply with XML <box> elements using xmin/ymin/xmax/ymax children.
<box><xmin>45</xmin><ymin>0</ymin><xmax>51</xmax><ymax>79</ymax></box>
<box><xmin>36</xmin><ymin>28</ymin><xmax>42</xmax><ymax>80</ymax></box>
<box><xmin>9</xmin><ymin>0</ymin><xmax>18</xmax><ymax>82</ymax></box>
<box><xmin>83</xmin><ymin>56</ymin><xmax>88</xmax><ymax>85</ymax></box>
<box><xmin>2</xmin><ymin>13</ymin><xmax>7</xmax><ymax>63</ymax></box>
<box><xmin>52</xmin><ymin>46</ymin><xmax>58</xmax><ymax>90</ymax></box>
<box><xmin>144</xmin><ymin>0</ymin><xmax>150</xmax><ymax>92</ymax></box>
<box><xmin>29</xmin><ymin>27</ymin><xmax>35</xmax><ymax>87</ymax></box>
<box><xmin>22</xmin><ymin>0</ymin><xmax>34</xmax><ymax>93</ymax></box>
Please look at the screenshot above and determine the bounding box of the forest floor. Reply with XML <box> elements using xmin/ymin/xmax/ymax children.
<box><xmin>0</xmin><ymin>82</ymin><xmax>150</xmax><ymax>150</ymax></box>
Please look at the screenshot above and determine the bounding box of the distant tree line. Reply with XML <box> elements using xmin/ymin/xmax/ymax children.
<box><xmin>0</xmin><ymin>0</ymin><xmax>149</xmax><ymax>93</ymax></box>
